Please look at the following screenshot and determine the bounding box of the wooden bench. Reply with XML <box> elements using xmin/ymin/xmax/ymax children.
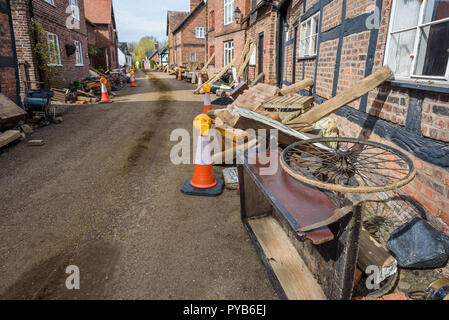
<box><xmin>238</xmin><ymin>149</ymin><xmax>362</xmax><ymax>300</ymax></box>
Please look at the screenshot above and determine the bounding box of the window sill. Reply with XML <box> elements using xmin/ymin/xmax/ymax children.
<box><xmin>75</xmin><ymin>64</ymin><xmax>84</xmax><ymax>67</ymax></box>
<box><xmin>47</xmin><ymin>64</ymin><xmax>63</xmax><ymax>67</ymax></box>
<box><xmin>297</xmin><ymin>55</ymin><xmax>316</xmax><ymax>62</ymax></box>
<box><xmin>386</xmin><ymin>79</ymin><xmax>449</xmax><ymax>94</ymax></box>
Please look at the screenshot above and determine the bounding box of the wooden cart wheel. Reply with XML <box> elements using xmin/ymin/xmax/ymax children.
<box><xmin>280</xmin><ymin>137</ymin><xmax>416</xmax><ymax>194</ymax></box>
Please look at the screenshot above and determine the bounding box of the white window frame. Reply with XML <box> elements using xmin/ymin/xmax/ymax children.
<box><xmin>298</xmin><ymin>12</ymin><xmax>320</xmax><ymax>58</ymax></box>
<box><xmin>224</xmin><ymin>40</ymin><xmax>234</xmax><ymax>65</ymax></box>
<box><xmin>384</xmin><ymin>0</ymin><xmax>449</xmax><ymax>83</ymax></box>
<box><xmin>224</xmin><ymin>0</ymin><xmax>234</xmax><ymax>26</ymax></box>
<box><xmin>74</xmin><ymin>40</ymin><xmax>84</xmax><ymax>66</ymax></box>
<box><xmin>195</xmin><ymin>27</ymin><xmax>205</xmax><ymax>39</ymax></box>
<box><xmin>46</xmin><ymin>32</ymin><xmax>62</xmax><ymax>66</ymax></box>
<box><xmin>69</xmin><ymin>0</ymin><xmax>80</xmax><ymax>20</ymax></box>
<box><xmin>44</xmin><ymin>0</ymin><xmax>55</xmax><ymax>5</ymax></box>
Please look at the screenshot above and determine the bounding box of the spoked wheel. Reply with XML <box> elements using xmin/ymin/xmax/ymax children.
<box><xmin>280</xmin><ymin>137</ymin><xmax>416</xmax><ymax>194</ymax></box>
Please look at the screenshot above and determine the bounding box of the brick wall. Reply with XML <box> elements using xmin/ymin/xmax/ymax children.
<box><xmin>11</xmin><ymin>0</ymin><xmax>90</xmax><ymax>90</ymax></box>
<box><xmin>207</xmin><ymin>0</ymin><xmax>251</xmax><ymax>77</ymax></box>
<box><xmin>246</xmin><ymin>4</ymin><xmax>277</xmax><ymax>84</ymax></box>
<box><xmin>280</xmin><ymin>0</ymin><xmax>449</xmax><ymax>235</ymax></box>
<box><xmin>0</xmin><ymin>0</ymin><xmax>19</xmax><ymax>103</ymax></box>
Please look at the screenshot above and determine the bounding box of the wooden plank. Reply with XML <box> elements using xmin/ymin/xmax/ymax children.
<box><xmin>212</xmin><ymin>138</ymin><xmax>258</xmax><ymax>165</ymax></box>
<box><xmin>279</xmin><ymin>79</ymin><xmax>314</xmax><ymax>96</ymax></box>
<box><xmin>358</xmin><ymin>228</ymin><xmax>397</xmax><ymax>282</ymax></box>
<box><xmin>193</xmin><ymin>55</ymin><xmax>238</xmax><ymax>94</ymax></box>
<box><xmin>231</xmin><ymin>43</ymin><xmax>256</xmax><ymax>87</ymax></box>
<box><xmin>222</xmin><ymin>105</ymin><xmax>312</xmax><ymax>145</ymax></box>
<box><xmin>291</xmin><ymin>66</ymin><xmax>393</xmax><ymax>128</ymax></box>
<box><xmin>0</xmin><ymin>93</ymin><xmax>26</xmax><ymax>121</ymax></box>
<box><xmin>0</xmin><ymin>130</ymin><xmax>21</xmax><ymax>148</ymax></box>
<box><xmin>201</xmin><ymin>52</ymin><xmax>216</xmax><ymax>73</ymax></box>
<box><xmin>235</xmin><ymin>38</ymin><xmax>251</xmax><ymax>76</ymax></box>
<box><xmin>248</xmin><ymin>216</ymin><xmax>327</xmax><ymax>300</ymax></box>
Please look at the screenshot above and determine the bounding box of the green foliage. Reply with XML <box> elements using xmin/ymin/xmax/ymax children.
<box><xmin>131</xmin><ymin>37</ymin><xmax>157</xmax><ymax>64</ymax></box>
<box><xmin>150</xmin><ymin>60</ymin><xmax>156</xmax><ymax>68</ymax></box>
<box><xmin>30</xmin><ymin>20</ymin><xmax>65</xmax><ymax>89</ymax></box>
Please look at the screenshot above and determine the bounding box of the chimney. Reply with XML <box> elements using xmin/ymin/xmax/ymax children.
<box><xmin>155</xmin><ymin>43</ymin><xmax>159</xmax><ymax>50</ymax></box>
<box><xmin>190</xmin><ymin>0</ymin><xmax>201</xmax><ymax>12</ymax></box>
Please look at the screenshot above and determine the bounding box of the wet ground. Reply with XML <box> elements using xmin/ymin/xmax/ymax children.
<box><xmin>0</xmin><ymin>71</ymin><xmax>277</xmax><ymax>300</ymax></box>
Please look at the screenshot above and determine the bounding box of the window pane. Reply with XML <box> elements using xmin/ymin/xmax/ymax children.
<box><xmin>311</xmin><ymin>34</ymin><xmax>318</xmax><ymax>55</ymax></box>
<box><xmin>387</xmin><ymin>29</ymin><xmax>416</xmax><ymax>77</ymax></box>
<box><xmin>391</xmin><ymin>0</ymin><xmax>421</xmax><ymax>31</ymax></box>
<box><xmin>414</xmin><ymin>21</ymin><xmax>449</xmax><ymax>77</ymax></box>
<box><xmin>423</xmin><ymin>0</ymin><xmax>449</xmax><ymax>23</ymax></box>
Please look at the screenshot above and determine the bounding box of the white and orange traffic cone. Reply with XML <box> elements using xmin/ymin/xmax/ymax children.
<box><xmin>99</xmin><ymin>77</ymin><xmax>112</xmax><ymax>104</ymax></box>
<box><xmin>130</xmin><ymin>69</ymin><xmax>136</xmax><ymax>87</ymax></box>
<box><xmin>177</xmin><ymin>68</ymin><xmax>182</xmax><ymax>81</ymax></box>
<box><xmin>202</xmin><ymin>84</ymin><xmax>212</xmax><ymax>114</ymax></box>
<box><xmin>181</xmin><ymin>114</ymin><xmax>224</xmax><ymax>196</ymax></box>
<box><xmin>197</xmin><ymin>73</ymin><xmax>203</xmax><ymax>88</ymax></box>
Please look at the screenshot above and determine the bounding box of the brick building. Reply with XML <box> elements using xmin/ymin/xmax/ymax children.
<box><xmin>171</xmin><ymin>0</ymin><xmax>207</xmax><ymax>67</ymax></box>
<box><xmin>206</xmin><ymin>0</ymin><xmax>252</xmax><ymax>78</ymax></box>
<box><xmin>84</xmin><ymin>0</ymin><xmax>119</xmax><ymax>70</ymax></box>
<box><xmin>274</xmin><ymin>0</ymin><xmax>449</xmax><ymax>234</ymax></box>
<box><xmin>167</xmin><ymin>10</ymin><xmax>189</xmax><ymax>66</ymax></box>
<box><xmin>241</xmin><ymin>0</ymin><xmax>278</xmax><ymax>85</ymax></box>
<box><xmin>0</xmin><ymin>0</ymin><xmax>20</xmax><ymax>104</ymax></box>
<box><xmin>11</xmin><ymin>0</ymin><xmax>90</xmax><ymax>94</ymax></box>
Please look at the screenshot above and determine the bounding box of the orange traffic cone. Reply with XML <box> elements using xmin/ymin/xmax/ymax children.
<box><xmin>181</xmin><ymin>114</ymin><xmax>224</xmax><ymax>196</ymax></box>
<box><xmin>202</xmin><ymin>84</ymin><xmax>212</xmax><ymax>114</ymax></box>
<box><xmin>99</xmin><ymin>77</ymin><xmax>112</xmax><ymax>104</ymax></box>
<box><xmin>197</xmin><ymin>73</ymin><xmax>203</xmax><ymax>88</ymax></box>
<box><xmin>177</xmin><ymin>69</ymin><xmax>182</xmax><ymax>81</ymax></box>
<box><xmin>130</xmin><ymin>70</ymin><xmax>136</xmax><ymax>87</ymax></box>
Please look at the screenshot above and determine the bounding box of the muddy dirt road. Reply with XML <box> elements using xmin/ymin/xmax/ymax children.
<box><xmin>0</xmin><ymin>71</ymin><xmax>277</xmax><ymax>299</ymax></box>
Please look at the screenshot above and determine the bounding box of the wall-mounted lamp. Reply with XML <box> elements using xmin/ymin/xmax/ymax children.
<box><xmin>234</xmin><ymin>7</ymin><xmax>242</xmax><ymax>24</ymax></box>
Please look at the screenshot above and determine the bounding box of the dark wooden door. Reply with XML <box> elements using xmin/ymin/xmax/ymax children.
<box><xmin>258</xmin><ymin>33</ymin><xmax>264</xmax><ymax>75</ymax></box>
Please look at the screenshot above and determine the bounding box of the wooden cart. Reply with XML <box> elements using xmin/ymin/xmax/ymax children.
<box><xmin>238</xmin><ymin>149</ymin><xmax>362</xmax><ymax>300</ymax></box>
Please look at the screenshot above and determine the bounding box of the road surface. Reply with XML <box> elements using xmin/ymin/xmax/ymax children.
<box><xmin>0</xmin><ymin>71</ymin><xmax>277</xmax><ymax>300</ymax></box>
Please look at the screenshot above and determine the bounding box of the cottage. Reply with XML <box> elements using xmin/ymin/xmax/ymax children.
<box><xmin>167</xmin><ymin>10</ymin><xmax>190</xmax><ymax>66</ymax></box>
<box><xmin>84</xmin><ymin>0</ymin><xmax>119</xmax><ymax>70</ymax></box>
<box><xmin>0</xmin><ymin>0</ymin><xmax>20</xmax><ymax>104</ymax></box>
<box><xmin>170</xmin><ymin>0</ymin><xmax>207</xmax><ymax>68</ymax></box>
<box><xmin>11</xmin><ymin>0</ymin><xmax>90</xmax><ymax>94</ymax></box>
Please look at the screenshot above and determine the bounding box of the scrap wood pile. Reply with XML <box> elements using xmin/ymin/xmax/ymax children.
<box><xmin>51</xmin><ymin>88</ymin><xmax>99</xmax><ymax>105</ymax></box>
<box><xmin>193</xmin><ymin>39</ymin><xmax>255</xmax><ymax>95</ymax></box>
<box><xmin>208</xmin><ymin>66</ymin><xmax>394</xmax><ymax>159</ymax></box>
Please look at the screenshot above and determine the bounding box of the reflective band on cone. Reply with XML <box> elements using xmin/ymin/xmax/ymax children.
<box><xmin>130</xmin><ymin>74</ymin><xmax>136</xmax><ymax>87</ymax></box>
<box><xmin>100</xmin><ymin>83</ymin><xmax>111</xmax><ymax>103</ymax></box>
<box><xmin>202</xmin><ymin>92</ymin><xmax>211</xmax><ymax>114</ymax></box>
<box><xmin>190</xmin><ymin>135</ymin><xmax>217</xmax><ymax>189</ymax></box>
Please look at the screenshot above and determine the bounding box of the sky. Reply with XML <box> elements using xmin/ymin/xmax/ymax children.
<box><xmin>113</xmin><ymin>0</ymin><xmax>191</xmax><ymax>44</ymax></box>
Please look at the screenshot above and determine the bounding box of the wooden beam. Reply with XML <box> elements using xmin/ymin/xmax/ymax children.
<box><xmin>358</xmin><ymin>228</ymin><xmax>397</xmax><ymax>283</ymax></box>
<box><xmin>291</xmin><ymin>66</ymin><xmax>393</xmax><ymax>128</ymax></box>
<box><xmin>0</xmin><ymin>130</ymin><xmax>21</xmax><ymax>148</ymax></box>
<box><xmin>279</xmin><ymin>79</ymin><xmax>314</xmax><ymax>96</ymax></box>
<box><xmin>235</xmin><ymin>38</ymin><xmax>251</xmax><ymax>76</ymax></box>
<box><xmin>230</xmin><ymin>43</ymin><xmax>256</xmax><ymax>87</ymax></box>
<box><xmin>248</xmin><ymin>216</ymin><xmax>327</xmax><ymax>300</ymax></box>
<box><xmin>193</xmin><ymin>55</ymin><xmax>238</xmax><ymax>94</ymax></box>
<box><xmin>200</xmin><ymin>52</ymin><xmax>216</xmax><ymax>73</ymax></box>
